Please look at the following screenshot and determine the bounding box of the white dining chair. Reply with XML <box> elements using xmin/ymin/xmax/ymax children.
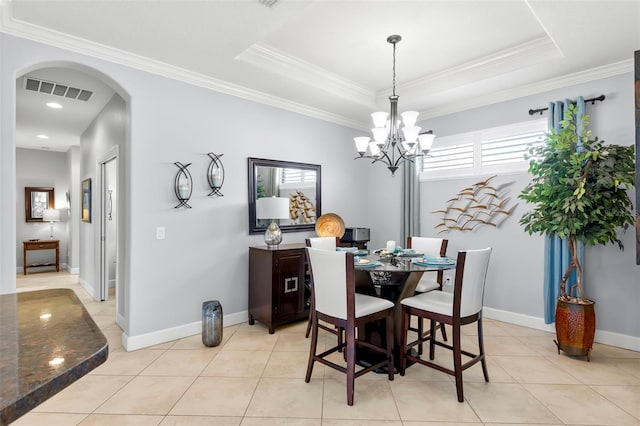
<box><xmin>304</xmin><ymin>237</ymin><xmax>340</xmax><ymax>339</ymax></box>
<box><xmin>305</xmin><ymin>247</ymin><xmax>394</xmax><ymax>405</ymax></box>
<box><xmin>399</xmin><ymin>247</ymin><xmax>492</xmax><ymax>402</ymax></box>
<box><xmin>406</xmin><ymin>236</ymin><xmax>449</xmax><ymax>352</ymax></box>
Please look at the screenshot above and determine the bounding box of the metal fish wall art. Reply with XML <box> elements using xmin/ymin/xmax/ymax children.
<box><xmin>432</xmin><ymin>175</ymin><xmax>517</xmax><ymax>233</ymax></box>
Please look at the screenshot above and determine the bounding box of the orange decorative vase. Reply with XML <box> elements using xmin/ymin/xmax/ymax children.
<box><xmin>554</xmin><ymin>298</ymin><xmax>596</xmax><ymax>361</ymax></box>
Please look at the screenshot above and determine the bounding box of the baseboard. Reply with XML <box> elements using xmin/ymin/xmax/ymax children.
<box><xmin>122</xmin><ymin>310</ymin><xmax>248</xmax><ymax>351</ymax></box>
<box><xmin>15</xmin><ymin>264</ymin><xmax>78</xmax><ymax>274</ymax></box>
<box><xmin>484</xmin><ymin>307</ymin><xmax>640</xmax><ymax>352</ymax></box>
<box><xmin>120</xmin><ymin>306</ymin><xmax>639</xmax><ymax>353</ymax></box>
<box><xmin>78</xmin><ymin>277</ymin><xmax>97</xmax><ymax>300</ymax></box>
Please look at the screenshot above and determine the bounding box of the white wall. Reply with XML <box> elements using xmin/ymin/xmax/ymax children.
<box><xmin>421</xmin><ymin>73</ymin><xmax>639</xmax><ymax>345</ymax></box>
<box><xmin>0</xmin><ymin>33</ymin><xmax>370</xmax><ymax>349</ymax></box>
<box><xmin>15</xmin><ymin>148</ymin><xmax>70</xmax><ymax>270</ymax></box>
<box><xmin>79</xmin><ymin>94</ymin><xmax>126</xmax><ymax>304</ymax></box>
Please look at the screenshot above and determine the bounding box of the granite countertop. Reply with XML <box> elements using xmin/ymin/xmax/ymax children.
<box><xmin>0</xmin><ymin>289</ymin><xmax>108</xmax><ymax>425</ymax></box>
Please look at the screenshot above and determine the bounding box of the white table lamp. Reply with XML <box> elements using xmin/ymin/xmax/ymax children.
<box><xmin>43</xmin><ymin>208</ymin><xmax>60</xmax><ymax>239</ymax></box>
<box><xmin>256</xmin><ymin>196</ymin><xmax>290</xmax><ymax>248</ymax></box>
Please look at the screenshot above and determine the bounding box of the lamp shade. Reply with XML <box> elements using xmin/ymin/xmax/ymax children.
<box><xmin>43</xmin><ymin>208</ymin><xmax>60</xmax><ymax>222</ymax></box>
<box><xmin>256</xmin><ymin>197</ymin><xmax>290</xmax><ymax>220</ymax></box>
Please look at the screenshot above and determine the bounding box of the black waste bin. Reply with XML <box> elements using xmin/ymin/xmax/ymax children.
<box><xmin>202</xmin><ymin>300</ymin><xmax>223</xmax><ymax>347</ymax></box>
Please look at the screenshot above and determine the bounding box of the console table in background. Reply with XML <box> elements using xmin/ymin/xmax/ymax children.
<box><xmin>23</xmin><ymin>240</ymin><xmax>59</xmax><ymax>275</ymax></box>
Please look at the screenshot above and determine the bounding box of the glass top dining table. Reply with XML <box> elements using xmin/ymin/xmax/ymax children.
<box><xmin>352</xmin><ymin>253</ymin><xmax>457</xmax><ymax>370</ymax></box>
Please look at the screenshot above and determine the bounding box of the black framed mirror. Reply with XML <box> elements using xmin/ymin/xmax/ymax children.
<box><xmin>248</xmin><ymin>157</ymin><xmax>321</xmax><ymax>234</ymax></box>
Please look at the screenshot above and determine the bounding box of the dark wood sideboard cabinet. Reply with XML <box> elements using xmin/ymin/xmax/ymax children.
<box><xmin>248</xmin><ymin>243</ymin><xmax>310</xmax><ymax>333</ymax></box>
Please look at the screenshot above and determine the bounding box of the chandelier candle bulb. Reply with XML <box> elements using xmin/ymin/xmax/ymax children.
<box><xmin>354</xmin><ymin>137</ymin><xmax>370</xmax><ymax>155</ymax></box>
<box><xmin>401</xmin><ymin>111</ymin><xmax>419</xmax><ymax>127</ymax></box>
<box><xmin>372</xmin><ymin>128</ymin><xmax>388</xmax><ymax>145</ymax></box>
<box><xmin>402</xmin><ymin>126</ymin><xmax>421</xmax><ymax>142</ymax></box>
<box><xmin>418</xmin><ymin>133</ymin><xmax>435</xmax><ymax>152</ymax></box>
<box><xmin>371</xmin><ymin>112</ymin><xmax>388</xmax><ymax>128</ymax></box>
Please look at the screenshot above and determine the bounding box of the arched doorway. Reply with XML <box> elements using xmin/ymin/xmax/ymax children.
<box><xmin>15</xmin><ymin>62</ymin><xmax>130</xmax><ymax>332</ymax></box>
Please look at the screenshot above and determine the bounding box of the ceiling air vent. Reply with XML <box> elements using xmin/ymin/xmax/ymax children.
<box><xmin>23</xmin><ymin>77</ymin><xmax>93</xmax><ymax>102</ymax></box>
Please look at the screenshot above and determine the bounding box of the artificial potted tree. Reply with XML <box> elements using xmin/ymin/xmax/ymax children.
<box><xmin>519</xmin><ymin>104</ymin><xmax>635</xmax><ymax>360</ymax></box>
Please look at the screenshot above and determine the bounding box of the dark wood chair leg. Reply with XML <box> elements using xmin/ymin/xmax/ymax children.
<box><xmin>305</xmin><ymin>315</ymin><xmax>317</xmax><ymax>383</ymax></box>
<box><xmin>305</xmin><ymin>298</ymin><xmax>314</xmax><ymax>338</ymax></box>
<box><xmin>453</xmin><ymin>323</ymin><xmax>464</xmax><ymax>402</ymax></box>
<box><xmin>477</xmin><ymin>317</ymin><xmax>489</xmax><ymax>382</ymax></box>
<box><xmin>399</xmin><ymin>308</ymin><xmax>408</xmax><ymax>376</ymax></box>
<box><xmin>386</xmin><ymin>313</ymin><xmax>394</xmax><ymax>381</ymax></box>
<box><xmin>345</xmin><ymin>326</ymin><xmax>356</xmax><ymax>406</ymax></box>
<box><xmin>429</xmin><ymin>319</ymin><xmax>437</xmax><ymax>360</ymax></box>
<box><xmin>440</xmin><ymin>321</ymin><xmax>448</xmax><ymax>341</ymax></box>
<box><xmin>417</xmin><ymin>317</ymin><xmax>424</xmax><ymax>355</ymax></box>
<box><xmin>305</xmin><ymin>315</ymin><xmax>312</xmax><ymax>338</ymax></box>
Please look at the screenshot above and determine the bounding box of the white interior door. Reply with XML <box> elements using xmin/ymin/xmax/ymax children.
<box><xmin>99</xmin><ymin>155</ymin><xmax>118</xmax><ymax>303</ymax></box>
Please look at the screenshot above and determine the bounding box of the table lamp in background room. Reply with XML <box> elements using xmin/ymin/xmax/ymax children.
<box><xmin>43</xmin><ymin>208</ymin><xmax>60</xmax><ymax>239</ymax></box>
<box><xmin>256</xmin><ymin>196</ymin><xmax>290</xmax><ymax>248</ymax></box>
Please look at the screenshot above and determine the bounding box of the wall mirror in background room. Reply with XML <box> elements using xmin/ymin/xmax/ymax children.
<box><xmin>25</xmin><ymin>187</ymin><xmax>54</xmax><ymax>222</ymax></box>
<box><xmin>248</xmin><ymin>158</ymin><xmax>321</xmax><ymax>234</ymax></box>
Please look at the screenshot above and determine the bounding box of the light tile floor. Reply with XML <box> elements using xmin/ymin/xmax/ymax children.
<box><xmin>13</xmin><ymin>271</ymin><xmax>640</xmax><ymax>425</ymax></box>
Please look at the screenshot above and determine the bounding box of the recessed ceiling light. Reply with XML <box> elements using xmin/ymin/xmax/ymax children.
<box><xmin>46</xmin><ymin>102</ymin><xmax>63</xmax><ymax>109</ymax></box>
<box><xmin>37</xmin><ymin>134</ymin><xmax>49</xmax><ymax>139</ymax></box>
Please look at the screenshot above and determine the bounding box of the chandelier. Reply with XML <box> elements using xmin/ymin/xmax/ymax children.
<box><xmin>353</xmin><ymin>35</ymin><xmax>435</xmax><ymax>176</ymax></box>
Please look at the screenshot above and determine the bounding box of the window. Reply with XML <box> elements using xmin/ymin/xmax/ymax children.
<box><xmin>421</xmin><ymin>119</ymin><xmax>546</xmax><ymax>178</ymax></box>
<box><xmin>281</xmin><ymin>168</ymin><xmax>317</xmax><ymax>185</ymax></box>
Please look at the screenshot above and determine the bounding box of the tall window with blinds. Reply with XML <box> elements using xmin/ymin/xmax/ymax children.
<box><xmin>422</xmin><ymin>119</ymin><xmax>546</xmax><ymax>178</ymax></box>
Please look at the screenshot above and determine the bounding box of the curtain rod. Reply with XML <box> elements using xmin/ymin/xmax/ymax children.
<box><xmin>528</xmin><ymin>94</ymin><xmax>606</xmax><ymax>116</ymax></box>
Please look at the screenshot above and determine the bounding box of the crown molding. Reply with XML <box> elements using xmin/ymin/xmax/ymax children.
<box><xmin>0</xmin><ymin>9</ymin><xmax>365</xmax><ymax>130</ymax></box>
<box><xmin>419</xmin><ymin>59</ymin><xmax>633</xmax><ymax>120</ymax></box>
<box><xmin>1</xmin><ymin>4</ymin><xmax>632</xmax><ymax>129</ymax></box>
<box><xmin>387</xmin><ymin>37</ymin><xmax>561</xmax><ymax>102</ymax></box>
<box><xmin>236</xmin><ymin>42</ymin><xmax>375</xmax><ymax>108</ymax></box>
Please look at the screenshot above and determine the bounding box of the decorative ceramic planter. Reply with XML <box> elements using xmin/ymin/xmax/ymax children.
<box><xmin>554</xmin><ymin>298</ymin><xmax>596</xmax><ymax>361</ymax></box>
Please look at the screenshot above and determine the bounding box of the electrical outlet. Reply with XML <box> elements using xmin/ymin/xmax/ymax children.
<box><xmin>156</xmin><ymin>226</ymin><xmax>165</xmax><ymax>240</ymax></box>
<box><xmin>444</xmin><ymin>276</ymin><xmax>452</xmax><ymax>289</ymax></box>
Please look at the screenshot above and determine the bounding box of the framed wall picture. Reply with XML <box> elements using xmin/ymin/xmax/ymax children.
<box><xmin>25</xmin><ymin>187</ymin><xmax>54</xmax><ymax>222</ymax></box>
<box><xmin>81</xmin><ymin>178</ymin><xmax>92</xmax><ymax>223</ymax></box>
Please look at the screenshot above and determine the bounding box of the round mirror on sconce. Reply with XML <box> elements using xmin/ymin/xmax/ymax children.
<box><xmin>206</xmin><ymin>152</ymin><xmax>224</xmax><ymax>197</ymax></box>
<box><xmin>174</xmin><ymin>161</ymin><xmax>193</xmax><ymax>208</ymax></box>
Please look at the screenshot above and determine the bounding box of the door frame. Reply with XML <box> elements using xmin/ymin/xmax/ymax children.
<box><xmin>96</xmin><ymin>146</ymin><xmax>119</xmax><ymax>311</ymax></box>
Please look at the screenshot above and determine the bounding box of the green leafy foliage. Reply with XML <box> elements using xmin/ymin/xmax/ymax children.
<box><xmin>519</xmin><ymin>105</ymin><xmax>635</xmax><ymax>300</ymax></box>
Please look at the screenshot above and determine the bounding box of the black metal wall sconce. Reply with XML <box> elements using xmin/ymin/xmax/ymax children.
<box><xmin>206</xmin><ymin>153</ymin><xmax>225</xmax><ymax>197</ymax></box>
<box><xmin>174</xmin><ymin>162</ymin><xmax>193</xmax><ymax>208</ymax></box>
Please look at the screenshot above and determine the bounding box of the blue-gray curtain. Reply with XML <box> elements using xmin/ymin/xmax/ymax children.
<box><xmin>543</xmin><ymin>97</ymin><xmax>586</xmax><ymax>323</ymax></box>
<box><xmin>402</xmin><ymin>160</ymin><xmax>420</xmax><ymax>243</ymax></box>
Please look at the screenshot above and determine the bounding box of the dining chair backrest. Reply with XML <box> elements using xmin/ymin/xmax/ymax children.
<box><xmin>306</xmin><ymin>247</ymin><xmax>353</xmax><ymax>320</ymax></box>
<box><xmin>306</xmin><ymin>237</ymin><xmax>339</xmax><ymax>251</ymax></box>
<box><xmin>454</xmin><ymin>247</ymin><xmax>492</xmax><ymax>317</ymax></box>
<box><xmin>407</xmin><ymin>236</ymin><xmax>448</xmax><ymax>287</ymax></box>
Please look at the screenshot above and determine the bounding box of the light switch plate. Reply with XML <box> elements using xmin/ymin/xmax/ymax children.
<box><xmin>156</xmin><ymin>226</ymin><xmax>165</xmax><ymax>240</ymax></box>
